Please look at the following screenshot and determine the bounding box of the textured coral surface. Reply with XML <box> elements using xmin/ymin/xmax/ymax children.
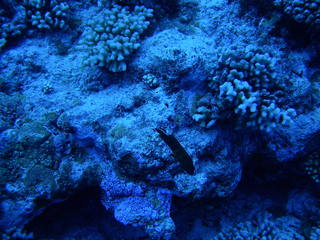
<box><xmin>0</xmin><ymin>0</ymin><xmax>319</xmax><ymax>239</ymax></box>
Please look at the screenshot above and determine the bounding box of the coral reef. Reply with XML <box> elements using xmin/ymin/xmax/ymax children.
<box><xmin>78</xmin><ymin>4</ymin><xmax>153</xmax><ymax>72</ymax></box>
<box><xmin>142</xmin><ymin>73</ymin><xmax>160</xmax><ymax>88</ymax></box>
<box><xmin>22</xmin><ymin>0</ymin><xmax>69</xmax><ymax>30</ymax></box>
<box><xmin>0</xmin><ymin>0</ymin><xmax>69</xmax><ymax>49</ymax></box>
<box><xmin>192</xmin><ymin>46</ymin><xmax>296</xmax><ymax>132</ymax></box>
<box><xmin>1</xmin><ymin>226</ymin><xmax>33</xmax><ymax>240</ymax></box>
<box><xmin>274</xmin><ymin>0</ymin><xmax>320</xmax><ymax>26</ymax></box>
<box><xmin>0</xmin><ymin>4</ymin><xmax>26</xmax><ymax>49</ymax></box>
<box><xmin>0</xmin><ymin>0</ymin><xmax>320</xmax><ymax>239</ymax></box>
<box><xmin>305</xmin><ymin>150</ymin><xmax>320</xmax><ymax>183</ymax></box>
<box><xmin>310</xmin><ymin>225</ymin><xmax>320</xmax><ymax>240</ymax></box>
<box><xmin>0</xmin><ymin>93</ymin><xmax>24</xmax><ymax>130</ymax></box>
<box><xmin>286</xmin><ymin>189</ymin><xmax>320</xmax><ymax>220</ymax></box>
<box><xmin>214</xmin><ymin>212</ymin><xmax>304</xmax><ymax>240</ymax></box>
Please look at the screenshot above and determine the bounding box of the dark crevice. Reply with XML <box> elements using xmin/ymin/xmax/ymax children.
<box><xmin>25</xmin><ymin>186</ymin><xmax>148</xmax><ymax>240</ymax></box>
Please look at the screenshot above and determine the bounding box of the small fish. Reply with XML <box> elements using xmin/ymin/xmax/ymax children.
<box><xmin>291</xmin><ymin>70</ymin><xmax>304</xmax><ymax>78</ymax></box>
<box><xmin>155</xmin><ymin>128</ymin><xmax>195</xmax><ymax>175</ymax></box>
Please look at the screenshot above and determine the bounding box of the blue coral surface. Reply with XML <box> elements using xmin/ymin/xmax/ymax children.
<box><xmin>0</xmin><ymin>0</ymin><xmax>320</xmax><ymax>239</ymax></box>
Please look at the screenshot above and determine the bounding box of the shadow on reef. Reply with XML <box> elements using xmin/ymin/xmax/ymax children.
<box><xmin>240</xmin><ymin>146</ymin><xmax>320</xmax><ymax>191</ymax></box>
<box><xmin>271</xmin><ymin>18</ymin><xmax>318</xmax><ymax>50</ymax></box>
<box><xmin>237</xmin><ymin>0</ymin><xmax>320</xmax><ymax>50</ymax></box>
<box><xmin>169</xmin><ymin>146</ymin><xmax>320</xmax><ymax>240</ymax></box>
<box><xmin>25</xmin><ymin>187</ymin><xmax>148</xmax><ymax>240</ymax></box>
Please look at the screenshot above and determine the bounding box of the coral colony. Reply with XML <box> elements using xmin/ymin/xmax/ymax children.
<box><xmin>0</xmin><ymin>0</ymin><xmax>320</xmax><ymax>239</ymax></box>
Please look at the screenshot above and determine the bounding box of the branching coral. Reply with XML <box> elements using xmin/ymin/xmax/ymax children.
<box><xmin>22</xmin><ymin>0</ymin><xmax>69</xmax><ymax>30</ymax></box>
<box><xmin>0</xmin><ymin>5</ymin><xmax>26</xmax><ymax>49</ymax></box>
<box><xmin>1</xmin><ymin>226</ymin><xmax>33</xmax><ymax>240</ymax></box>
<box><xmin>214</xmin><ymin>212</ymin><xmax>304</xmax><ymax>240</ymax></box>
<box><xmin>310</xmin><ymin>225</ymin><xmax>320</xmax><ymax>240</ymax></box>
<box><xmin>0</xmin><ymin>9</ymin><xmax>10</xmax><ymax>48</ymax></box>
<box><xmin>274</xmin><ymin>0</ymin><xmax>320</xmax><ymax>27</ymax></box>
<box><xmin>0</xmin><ymin>0</ymin><xmax>68</xmax><ymax>49</ymax></box>
<box><xmin>142</xmin><ymin>73</ymin><xmax>160</xmax><ymax>88</ymax></box>
<box><xmin>192</xmin><ymin>46</ymin><xmax>296</xmax><ymax>132</ymax></box>
<box><xmin>78</xmin><ymin>4</ymin><xmax>153</xmax><ymax>72</ymax></box>
<box><xmin>305</xmin><ymin>150</ymin><xmax>320</xmax><ymax>184</ymax></box>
